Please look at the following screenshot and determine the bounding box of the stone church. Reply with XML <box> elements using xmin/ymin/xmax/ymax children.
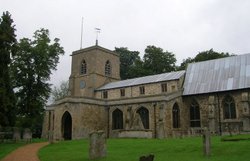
<box><xmin>42</xmin><ymin>45</ymin><xmax>250</xmax><ymax>140</ymax></box>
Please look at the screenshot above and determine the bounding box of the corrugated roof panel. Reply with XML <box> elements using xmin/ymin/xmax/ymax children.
<box><xmin>215</xmin><ymin>60</ymin><xmax>220</xmax><ymax>70</ymax></box>
<box><xmin>246</xmin><ymin>65</ymin><xmax>250</xmax><ymax>77</ymax></box>
<box><xmin>97</xmin><ymin>70</ymin><xmax>185</xmax><ymax>90</ymax></box>
<box><xmin>225</xmin><ymin>58</ymin><xmax>230</xmax><ymax>68</ymax></box>
<box><xmin>247</xmin><ymin>55</ymin><xmax>250</xmax><ymax>65</ymax></box>
<box><xmin>183</xmin><ymin>53</ymin><xmax>250</xmax><ymax>95</ymax></box>
<box><xmin>247</xmin><ymin>76</ymin><xmax>250</xmax><ymax>87</ymax></box>
<box><xmin>240</xmin><ymin>67</ymin><xmax>245</xmax><ymax>77</ymax></box>
<box><xmin>227</xmin><ymin>78</ymin><xmax>233</xmax><ymax>90</ymax></box>
<box><xmin>233</xmin><ymin>77</ymin><xmax>239</xmax><ymax>89</ymax></box>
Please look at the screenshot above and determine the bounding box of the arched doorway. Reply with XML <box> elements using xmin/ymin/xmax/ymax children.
<box><xmin>61</xmin><ymin>111</ymin><xmax>72</xmax><ymax>140</ymax></box>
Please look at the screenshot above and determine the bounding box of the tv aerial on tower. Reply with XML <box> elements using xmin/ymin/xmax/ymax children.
<box><xmin>95</xmin><ymin>28</ymin><xmax>101</xmax><ymax>46</ymax></box>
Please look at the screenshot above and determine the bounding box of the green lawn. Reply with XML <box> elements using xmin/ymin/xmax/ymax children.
<box><xmin>0</xmin><ymin>142</ymin><xmax>25</xmax><ymax>159</ymax></box>
<box><xmin>0</xmin><ymin>138</ymin><xmax>47</xmax><ymax>160</ymax></box>
<box><xmin>39</xmin><ymin>136</ymin><xmax>250</xmax><ymax>161</ymax></box>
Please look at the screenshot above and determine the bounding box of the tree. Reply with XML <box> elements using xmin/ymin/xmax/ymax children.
<box><xmin>0</xmin><ymin>11</ymin><xmax>17</xmax><ymax>127</ymax></box>
<box><xmin>51</xmin><ymin>80</ymin><xmax>69</xmax><ymax>102</ymax></box>
<box><xmin>143</xmin><ymin>45</ymin><xmax>176</xmax><ymax>75</ymax></box>
<box><xmin>178</xmin><ymin>49</ymin><xmax>234</xmax><ymax>70</ymax></box>
<box><xmin>194</xmin><ymin>49</ymin><xmax>232</xmax><ymax>61</ymax></box>
<box><xmin>116</xmin><ymin>46</ymin><xmax>177</xmax><ymax>79</ymax></box>
<box><xmin>115</xmin><ymin>47</ymin><xmax>141</xmax><ymax>79</ymax></box>
<box><xmin>12</xmin><ymin>28</ymin><xmax>64</xmax><ymax>129</ymax></box>
<box><xmin>178</xmin><ymin>57</ymin><xmax>195</xmax><ymax>71</ymax></box>
<box><xmin>126</xmin><ymin>59</ymin><xmax>151</xmax><ymax>78</ymax></box>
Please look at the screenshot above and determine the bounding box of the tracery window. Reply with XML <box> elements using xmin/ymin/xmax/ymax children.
<box><xmin>190</xmin><ymin>100</ymin><xmax>201</xmax><ymax>127</ymax></box>
<box><xmin>137</xmin><ymin>107</ymin><xmax>149</xmax><ymax>129</ymax></box>
<box><xmin>112</xmin><ymin>109</ymin><xmax>123</xmax><ymax>129</ymax></box>
<box><xmin>173</xmin><ymin>103</ymin><xmax>180</xmax><ymax>128</ymax></box>
<box><xmin>223</xmin><ymin>95</ymin><xmax>236</xmax><ymax>119</ymax></box>
<box><xmin>105</xmin><ymin>60</ymin><xmax>111</xmax><ymax>76</ymax></box>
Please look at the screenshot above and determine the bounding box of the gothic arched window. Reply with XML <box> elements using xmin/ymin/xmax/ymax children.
<box><xmin>190</xmin><ymin>100</ymin><xmax>201</xmax><ymax>127</ymax></box>
<box><xmin>173</xmin><ymin>103</ymin><xmax>180</xmax><ymax>128</ymax></box>
<box><xmin>112</xmin><ymin>109</ymin><xmax>123</xmax><ymax>130</ymax></box>
<box><xmin>80</xmin><ymin>59</ymin><xmax>87</xmax><ymax>75</ymax></box>
<box><xmin>137</xmin><ymin>107</ymin><xmax>149</xmax><ymax>129</ymax></box>
<box><xmin>223</xmin><ymin>95</ymin><xmax>236</xmax><ymax>119</ymax></box>
<box><xmin>105</xmin><ymin>60</ymin><xmax>111</xmax><ymax>76</ymax></box>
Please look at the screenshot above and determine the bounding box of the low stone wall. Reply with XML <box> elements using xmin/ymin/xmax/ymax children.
<box><xmin>221</xmin><ymin>120</ymin><xmax>243</xmax><ymax>135</ymax></box>
<box><xmin>117</xmin><ymin>130</ymin><xmax>153</xmax><ymax>138</ymax></box>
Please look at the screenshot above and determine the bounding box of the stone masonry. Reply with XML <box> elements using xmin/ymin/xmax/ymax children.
<box><xmin>42</xmin><ymin>45</ymin><xmax>250</xmax><ymax>140</ymax></box>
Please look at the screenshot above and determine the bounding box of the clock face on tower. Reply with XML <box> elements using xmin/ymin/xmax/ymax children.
<box><xmin>80</xmin><ymin>80</ymin><xmax>86</xmax><ymax>89</ymax></box>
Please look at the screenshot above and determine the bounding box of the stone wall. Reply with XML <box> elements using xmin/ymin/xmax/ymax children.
<box><xmin>42</xmin><ymin>89</ymin><xmax>250</xmax><ymax>140</ymax></box>
<box><xmin>107</xmin><ymin>92</ymin><xmax>184</xmax><ymax>138</ymax></box>
<box><xmin>43</xmin><ymin>100</ymin><xmax>108</xmax><ymax>140</ymax></box>
<box><xmin>95</xmin><ymin>79</ymin><xmax>180</xmax><ymax>100</ymax></box>
<box><xmin>182</xmin><ymin>90</ymin><xmax>250</xmax><ymax>135</ymax></box>
<box><xmin>70</xmin><ymin>46</ymin><xmax>120</xmax><ymax>80</ymax></box>
<box><xmin>164</xmin><ymin>97</ymin><xmax>189</xmax><ymax>137</ymax></box>
<box><xmin>69</xmin><ymin>46</ymin><xmax>120</xmax><ymax>97</ymax></box>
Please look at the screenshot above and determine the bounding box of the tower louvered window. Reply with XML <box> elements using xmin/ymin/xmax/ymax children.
<box><xmin>105</xmin><ymin>60</ymin><xmax>111</xmax><ymax>76</ymax></box>
<box><xmin>80</xmin><ymin>59</ymin><xmax>87</xmax><ymax>75</ymax></box>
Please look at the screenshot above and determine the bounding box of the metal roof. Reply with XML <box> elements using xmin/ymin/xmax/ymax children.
<box><xmin>97</xmin><ymin>70</ymin><xmax>185</xmax><ymax>90</ymax></box>
<box><xmin>183</xmin><ymin>53</ymin><xmax>250</xmax><ymax>95</ymax></box>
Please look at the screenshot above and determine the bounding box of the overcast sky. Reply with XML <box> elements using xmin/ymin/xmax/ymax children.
<box><xmin>1</xmin><ymin>0</ymin><xmax>250</xmax><ymax>87</ymax></box>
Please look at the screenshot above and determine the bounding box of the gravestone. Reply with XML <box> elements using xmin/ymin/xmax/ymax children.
<box><xmin>139</xmin><ymin>154</ymin><xmax>154</xmax><ymax>161</ymax></box>
<box><xmin>242</xmin><ymin>117</ymin><xmax>250</xmax><ymax>131</ymax></box>
<box><xmin>13</xmin><ymin>127</ymin><xmax>21</xmax><ymax>142</ymax></box>
<box><xmin>89</xmin><ymin>131</ymin><xmax>107</xmax><ymax>160</ymax></box>
<box><xmin>202</xmin><ymin>128</ymin><xmax>211</xmax><ymax>157</ymax></box>
<box><xmin>23</xmin><ymin>128</ymin><xmax>32</xmax><ymax>143</ymax></box>
<box><xmin>157</xmin><ymin>121</ymin><xmax>164</xmax><ymax>139</ymax></box>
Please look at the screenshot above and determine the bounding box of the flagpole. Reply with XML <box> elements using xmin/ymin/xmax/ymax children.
<box><xmin>80</xmin><ymin>17</ymin><xmax>84</xmax><ymax>49</ymax></box>
<box><xmin>95</xmin><ymin>28</ymin><xmax>101</xmax><ymax>46</ymax></box>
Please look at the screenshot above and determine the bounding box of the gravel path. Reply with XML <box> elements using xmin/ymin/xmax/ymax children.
<box><xmin>1</xmin><ymin>142</ymin><xmax>49</xmax><ymax>161</ymax></box>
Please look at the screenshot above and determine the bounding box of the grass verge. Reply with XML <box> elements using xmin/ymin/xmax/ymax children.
<box><xmin>0</xmin><ymin>138</ymin><xmax>47</xmax><ymax>159</ymax></box>
<box><xmin>0</xmin><ymin>142</ymin><xmax>25</xmax><ymax>159</ymax></box>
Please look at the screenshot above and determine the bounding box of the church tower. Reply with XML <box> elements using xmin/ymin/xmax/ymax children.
<box><xmin>68</xmin><ymin>45</ymin><xmax>120</xmax><ymax>98</ymax></box>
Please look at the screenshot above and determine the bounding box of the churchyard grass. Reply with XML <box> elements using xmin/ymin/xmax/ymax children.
<box><xmin>0</xmin><ymin>142</ymin><xmax>25</xmax><ymax>159</ymax></box>
<box><xmin>39</xmin><ymin>135</ymin><xmax>250</xmax><ymax>161</ymax></box>
<box><xmin>0</xmin><ymin>138</ymin><xmax>47</xmax><ymax>159</ymax></box>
